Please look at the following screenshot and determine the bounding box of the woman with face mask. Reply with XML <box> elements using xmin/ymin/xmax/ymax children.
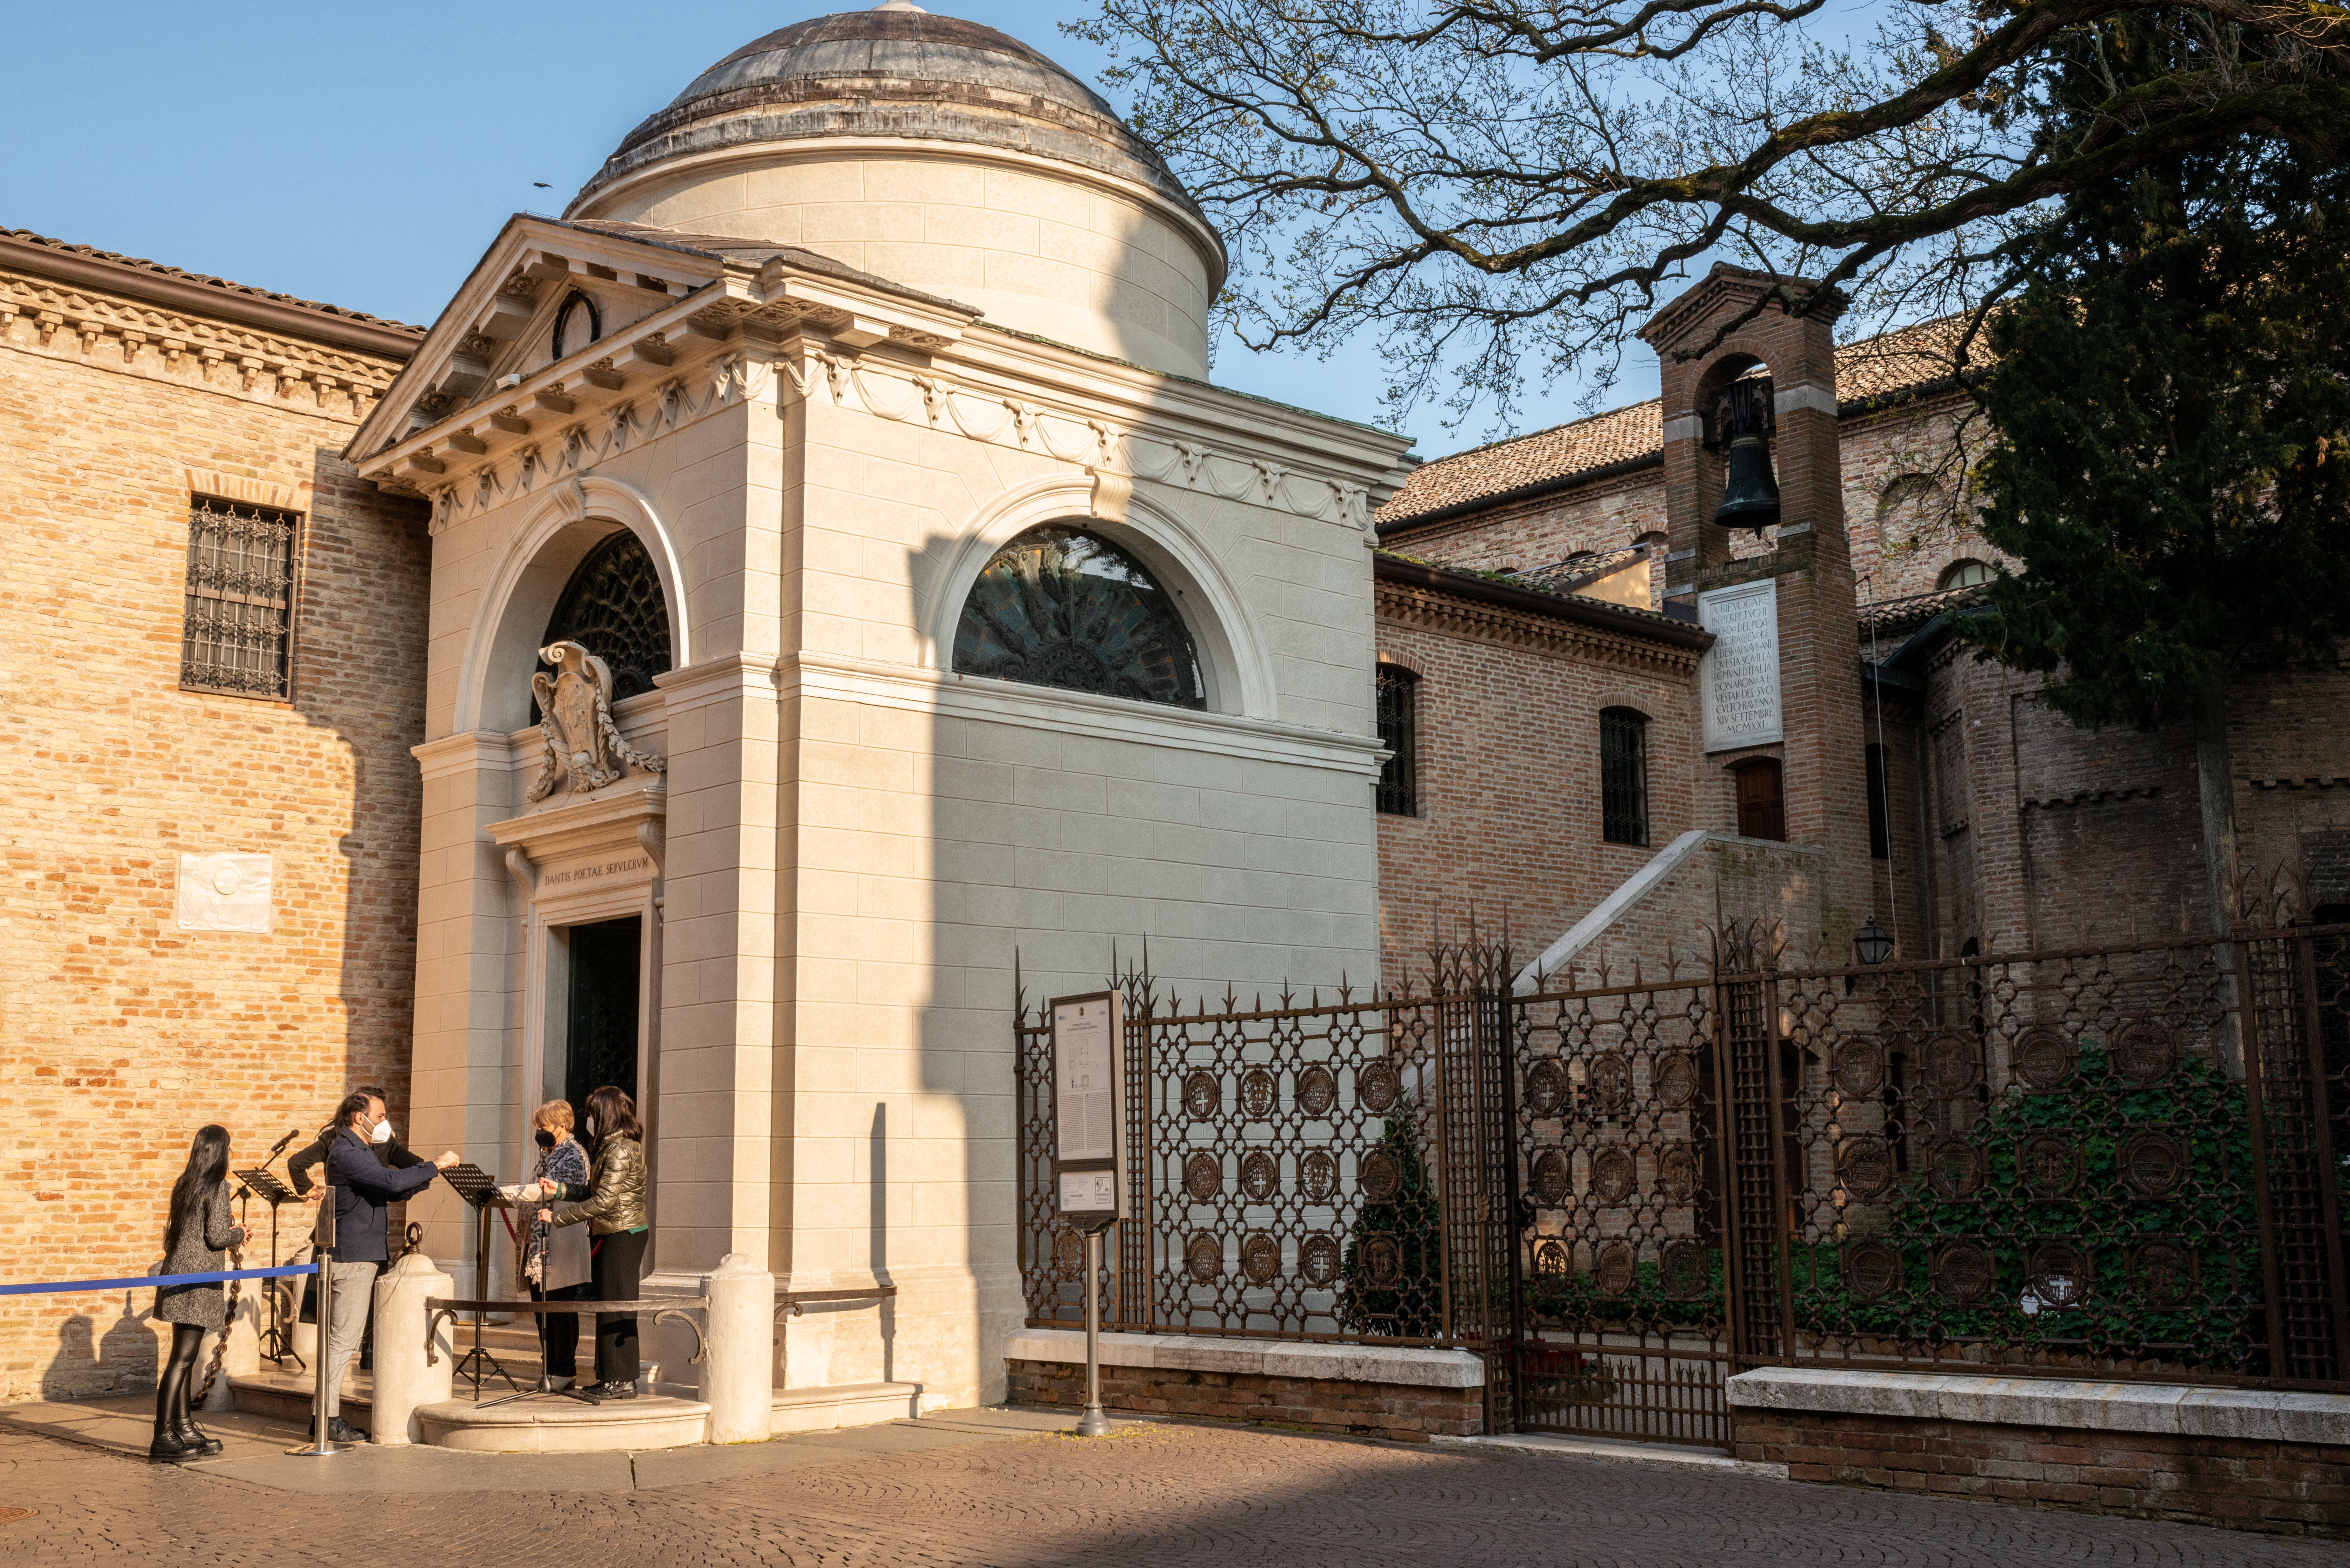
<box><xmin>536</xmin><ymin>1085</ymin><xmax>649</xmax><ymax>1400</ymax></box>
<box><xmin>494</xmin><ymin>1100</ymin><xmax>591</xmax><ymax>1389</ymax></box>
<box><xmin>152</xmin><ymin>1124</ymin><xmax>250</xmax><ymax>1460</ymax></box>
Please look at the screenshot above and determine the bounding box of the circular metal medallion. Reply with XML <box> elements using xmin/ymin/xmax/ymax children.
<box><xmin>1920</xmin><ymin>1033</ymin><xmax>1981</xmax><ymax>1098</ymax></box>
<box><xmin>1533</xmin><ymin>1238</ymin><xmax>1569</xmax><ymax>1277</ymax></box>
<box><xmin>1241</xmin><ymin>1232</ymin><xmax>1282</xmax><ymax>1285</ymax></box>
<box><xmin>1530</xmin><ymin>1150</ymin><xmax>1570</xmax><ymax>1207</ymax></box>
<box><xmin>1656</xmin><ymin>1051</ymin><xmax>1700</xmax><ymax>1109</ymax></box>
<box><xmin>2121</xmin><ymin>1130</ymin><xmax>2188</xmax><ymax>1196</ymax></box>
<box><xmin>1591</xmin><ymin>1148</ymin><xmax>1638</xmax><ymax>1205</ymax></box>
<box><xmin>1594</xmin><ymin>1241</ymin><xmax>1636</xmax><ymax>1297</ymax></box>
<box><xmin>1358</xmin><ymin>1059</ymin><xmax>1402</xmax><ymax>1113</ymax></box>
<box><xmin>1831</xmin><ymin>1036</ymin><xmax>1887</xmax><ymax>1098</ymax></box>
<box><xmin>1182</xmin><ymin>1070</ymin><xmax>1221</xmax><ymax>1120</ymax></box>
<box><xmin>1360</xmin><ymin>1149</ymin><xmax>1404</xmax><ymax>1204</ymax></box>
<box><xmin>1296</xmin><ymin>1065</ymin><xmax>1338</xmax><ymax>1117</ymax></box>
<box><xmin>1587</xmin><ymin>1051</ymin><xmax>1634</xmax><ymax>1115</ymax></box>
<box><xmin>2027</xmin><ymin>1240</ymin><xmax>2090</xmax><ymax>1309</ymax></box>
<box><xmin>1363</xmin><ymin>1234</ymin><xmax>1404</xmax><ymax>1287</ymax></box>
<box><xmin>1183</xmin><ymin>1151</ymin><xmax>1222</xmax><ymax>1202</ymax></box>
<box><xmin>1524</xmin><ymin>1059</ymin><xmax>1567</xmax><ymax>1116</ymax></box>
<box><xmin>1924</xmin><ymin>1137</ymin><xmax>1987</xmax><ymax>1200</ymax></box>
<box><xmin>2132</xmin><ymin>1237</ymin><xmax>2196</xmax><ymax>1309</ymax></box>
<box><xmin>1842</xmin><ymin>1239</ymin><xmax>1901</xmax><ymax>1302</ymax></box>
<box><xmin>1838</xmin><ymin>1136</ymin><xmax>1897</xmax><ymax>1202</ymax></box>
<box><xmin>1659</xmin><ymin>1143</ymin><xmax>1700</xmax><ymax>1203</ymax></box>
<box><xmin>1661</xmin><ymin>1240</ymin><xmax>1709</xmax><ymax>1298</ymax></box>
<box><xmin>1240</xmin><ymin>1149</ymin><xmax>1279</xmax><ymax>1202</ymax></box>
<box><xmin>2011</xmin><ymin>1025</ymin><xmax>2076</xmax><ymax>1091</ymax></box>
<box><xmin>1185</xmin><ymin>1233</ymin><xmax>1222</xmax><ymax>1283</ymax></box>
<box><xmin>1301</xmin><ymin>1234</ymin><xmax>1340</xmax><ymax>1286</ymax></box>
<box><xmin>1933</xmin><ymin>1240</ymin><xmax>1995</xmax><ymax>1305</ymax></box>
<box><xmin>1053</xmin><ymin>1229</ymin><xmax>1084</xmax><ymax>1279</ymax></box>
<box><xmin>1239</xmin><ymin>1067</ymin><xmax>1279</xmax><ymax>1121</ymax></box>
<box><xmin>1300</xmin><ymin>1151</ymin><xmax>1338</xmax><ymax>1203</ymax></box>
<box><xmin>2113</xmin><ymin>1022</ymin><xmax>2181</xmax><ymax>1084</ymax></box>
<box><xmin>2019</xmin><ymin>1133</ymin><xmax>2081</xmax><ymax>1199</ymax></box>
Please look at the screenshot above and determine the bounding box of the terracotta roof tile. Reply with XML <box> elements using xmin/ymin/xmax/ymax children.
<box><xmin>1510</xmin><ymin>545</ymin><xmax>1648</xmax><ymax>595</ymax></box>
<box><xmin>1858</xmin><ymin>582</ymin><xmax>1987</xmax><ymax>639</ymax></box>
<box><xmin>1</xmin><ymin>227</ymin><xmax>424</xmax><ymax>334</ymax></box>
<box><xmin>1381</xmin><ymin>315</ymin><xmax>1982</xmax><ymax>529</ymax></box>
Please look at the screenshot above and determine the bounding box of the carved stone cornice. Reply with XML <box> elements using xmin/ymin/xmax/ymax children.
<box><xmin>1375</xmin><ymin>577</ymin><xmax>1705</xmax><ymax>675</ymax></box>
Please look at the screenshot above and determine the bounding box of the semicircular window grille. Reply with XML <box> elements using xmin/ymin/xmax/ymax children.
<box><xmin>952</xmin><ymin>526</ymin><xmax>1205</xmax><ymax>709</ymax></box>
<box><xmin>537</xmin><ymin>530</ymin><xmax>673</xmax><ymax>717</ymax></box>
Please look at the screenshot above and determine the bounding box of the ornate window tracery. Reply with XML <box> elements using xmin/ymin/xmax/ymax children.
<box><xmin>951</xmin><ymin>526</ymin><xmax>1204</xmax><ymax>709</ymax></box>
<box><xmin>537</xmin><ymin>530</ymin><xmax>672</xmax><ymax>714</ymax></box>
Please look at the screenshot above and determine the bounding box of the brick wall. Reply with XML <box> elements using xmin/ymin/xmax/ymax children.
<box><xmin>0</xmin><ymin>267</ymin><xmax>425</xmax><ymax>1401</ymax></box>
<box><xmin>1373</xmin><ymin>576</ymin><xmax>1703</xmax><ymax>983</ymax></box>
<box><xmin>1007</xmin><ymin>1358</ymin><xmax>1484</xmax><ymax>1442</ymax></box>
<box><xmin>1735</xmin><ymin>1406</ymin><xmax>2350</xmax><ymax>1537</ymax></box>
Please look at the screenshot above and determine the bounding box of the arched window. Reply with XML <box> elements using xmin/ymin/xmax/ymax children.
<box><xmin>1732</xmin><ymin>756</ymin><xmax>1786</xmax><ymax>842</ymax></box>
<box><xmin>538</xmin><ymin>530</ymin><xmax>673</xmax><ymax>711</ymax></box>
<box><xmin>1600</xmin><ymin>707</ymin><xmax>1649</xmax><ymax>846</ymax></box>
<box><xmin>1376</xmin><ymin>664</ymin><xmax>1419</xmax><ymax>816</ymax></box>
<box><xmin>952</xmin><ymin>525</ymin><xmax>1204</xmax><ymax>709</ymax></box>
<box><xmin>1938</xmin><ymin>559</ymin><xmax>1992</xmax><ymax>590</ymax></box>
<box><xmin>552</xmin><ymin>289</ymin><xmax>602</xmax><ymax>361</ymax></box>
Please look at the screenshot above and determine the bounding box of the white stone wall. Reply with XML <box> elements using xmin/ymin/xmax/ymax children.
<box><xmin>576</xmin><ymin>151</ymin><xmax>1218</xmax><ymax>379</ymax></box>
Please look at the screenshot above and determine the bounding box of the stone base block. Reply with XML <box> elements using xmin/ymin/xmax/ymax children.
<box><xmin>771</xmin><ymin>1381</ymin><xmax>924</xmax><ymax>1435</ymax></box>
<box><xmin>1729</xmin><ymin>1368</ymin><xmax>2350</xmax><ymax>1537</ymax></box>
<box><xmin>415</xmin><ymin>1395</ymin><xmax>709</xmax><ymax>1452</ymax></box>
<box><xmin>1006</xmin><ymin>1327</ymin><xmax>1486</xmax><ymax>1442</ymax></box>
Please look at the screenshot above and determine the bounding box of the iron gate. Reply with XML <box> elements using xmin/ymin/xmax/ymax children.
<box><xmin>1019</xmin><ymin>915</ymin><xmax>2350</xmax><ymax>1443</ymax></box>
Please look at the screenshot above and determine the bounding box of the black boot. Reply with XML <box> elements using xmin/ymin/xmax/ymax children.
<box><xmin>151</xmin><ymin>1361</ymin><xmax>197</xmax><ymax>1462</ymax></box>
<box><xmin>173</xmin><ymin>1412</ymin><xmax>225</xmax><ymax>1457</ymax></box>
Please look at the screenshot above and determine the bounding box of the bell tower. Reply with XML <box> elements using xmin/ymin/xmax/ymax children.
<box><xmin>1637</xmin><ymin>264</ymin><xmax>1873</xmax><ymax>949</ymax></box>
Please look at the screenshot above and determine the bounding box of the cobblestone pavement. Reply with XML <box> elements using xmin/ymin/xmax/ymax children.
<box><xmin>1</xmin><ymin>1410</ymin><xmax>2341</xmax><ymax>1568</ymax></box>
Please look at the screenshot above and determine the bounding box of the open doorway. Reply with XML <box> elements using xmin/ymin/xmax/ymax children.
<box><xmin>564</xmin><ymin>915</ymin><xmax>641</xmax><ymax>1129</ymax></box>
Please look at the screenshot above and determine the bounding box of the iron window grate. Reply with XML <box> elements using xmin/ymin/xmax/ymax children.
<box><xmin>1601</xmin><ymin>707</ymin><xmax>1649</xmax><ymax>845</ymax></box>
<box><xmin>1376</xmin><ymin>666</ymin><xmax>1419</xmax><ymax>816</ymax></box>
<box><xmin>180</xmin><ymin>496</ymin><xmax>300</xmax><ymax>699</ymax></box>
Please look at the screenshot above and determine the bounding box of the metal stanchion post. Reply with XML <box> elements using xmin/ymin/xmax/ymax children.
<box><xmin>1077</xmin><ymin>1226</ymin><xmax>1110</xmax><ymax>1437</ymax></box>
<box><xmin>286</xmin><ymin>1176</ymin><xmax>350</xmax><ymax>1456</ymax></box>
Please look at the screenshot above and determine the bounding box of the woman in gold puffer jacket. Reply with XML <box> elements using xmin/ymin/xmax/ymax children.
<box><xmin>539</xmin><ymin>1085</ymin><xmax>650</xmax><ymax>1399</ymax></box>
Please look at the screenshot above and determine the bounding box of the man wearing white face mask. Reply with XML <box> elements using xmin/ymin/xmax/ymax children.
<box><xmin>320</xmin><ymin>1091</ymin><xmax>459</xmax><ymax>1442</ymax></box>
<box><xmin>288</xmin><ymin>1085</ymin><xmax>432</xmax><ymax>1368</ymax></box>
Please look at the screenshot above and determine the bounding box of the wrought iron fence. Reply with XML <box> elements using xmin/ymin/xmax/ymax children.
<box><xmin>1015</xmin><ymin>908</ymin><xmax>2350</xmax><ymax>1439</ymax></box>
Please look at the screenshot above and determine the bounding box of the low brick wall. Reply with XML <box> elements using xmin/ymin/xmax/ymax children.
<box><xmin>1730</xmin><ymin>1368</ymin><xmax>2350</xmax><ymax>1537</ymax></box>
<box><xmin>1009</xmin><ymin>1358</ymin><xmax>1482</xmax><ymax>1440</ymax></box>
<box><xmin>1005</xmin><ymin>1328</ymin><xmax>1487</xmax><ymax>1442</ymax></box>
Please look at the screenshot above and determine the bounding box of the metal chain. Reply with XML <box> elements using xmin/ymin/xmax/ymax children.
<box><xmin>192</xmin><ymin>1242</ymin><xmax>244</xmax><ymax>1409</ymax></box>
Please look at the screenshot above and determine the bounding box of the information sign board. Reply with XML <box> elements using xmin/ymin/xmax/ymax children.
<box><xmin>1049</xmin><ymin>990</ymin><xmax>1125</xmax><ymax>1228</ymax></box>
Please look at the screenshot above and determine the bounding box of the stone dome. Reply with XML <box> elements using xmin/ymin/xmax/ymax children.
<box><xmin>564</xmin><ymin>6</ymin><xmax>1223</xmax><ymax>376</ymax></box>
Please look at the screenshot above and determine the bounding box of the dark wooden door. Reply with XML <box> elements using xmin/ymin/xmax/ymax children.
<box><xmin>1734</xmin><ymin>759</ymin><xmax>1785</xmax><ymax>841</ymax></box>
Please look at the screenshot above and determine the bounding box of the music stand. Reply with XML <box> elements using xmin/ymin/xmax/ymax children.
<box><xmin>437</xmin><ymin>1162</ymin><xmax>522</xmax><ymax>1398</ymax></box>
<box><xmin>235</xmin><ymin>1168</ymin><xmax>305</xmax><ymax>1369</ymax></box>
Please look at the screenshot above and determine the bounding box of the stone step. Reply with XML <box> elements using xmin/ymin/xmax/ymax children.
<box><xmin>771</xmin><ymin>1380</ymin><xmax>923</xmax><ymax>1435</ymax></box>
<box><xmin>417</xmin><ymin>1393</ymin><xmax>709</xmax><ymax>1452</ymax></box>
<box><xmin>230</xmin><ymin>1369</ymin><xmax>370</xmax><ymax>1431</ymax></box>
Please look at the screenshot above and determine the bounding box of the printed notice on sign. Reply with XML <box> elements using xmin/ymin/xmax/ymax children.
<box><xmin>1699</xmin><ymin>579</ymin><xmax>1782</xmax><ymax>752</ymax></box>
<box><xmin>1058</xmin><ymin>1168</ymin><xmax>1118</xmax><ymax>1214</ymax></box>
<box><xmin>1053</xmin><ymin>996</ymin><xmax>1117</xmax><ymax>1164</ymax></box>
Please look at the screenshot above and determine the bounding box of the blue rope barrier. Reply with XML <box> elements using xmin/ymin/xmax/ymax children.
<box><xmin>0</xmin><ymin>1263</ymin><xmax>318</xmax><ymax>1298</ymax></box>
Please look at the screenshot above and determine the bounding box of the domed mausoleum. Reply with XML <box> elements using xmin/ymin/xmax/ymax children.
<box><xmin>569</xmin><ymin>3</ymin><xmax>1223</xmax><ymax>376</ymax></box>
<box><xmin>347</xmin><ymin>5</ymin><xmax>1410</xmax><ymax>1434</ymax></box>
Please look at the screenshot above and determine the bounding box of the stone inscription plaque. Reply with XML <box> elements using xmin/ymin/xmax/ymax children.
<box><xmin>175</xmin><ymin>851</ymin><xmax>273</xmax><ymax>933</ymax></box>
<box><xmin>538</xmin><ymin>855</ymin><xmax>651</xmax><ymax>890</ymax></box>
<box><xmin>1699</xmin><ymin>578</ymin><xmax>1782</xmax><ymax>752</ymax></box>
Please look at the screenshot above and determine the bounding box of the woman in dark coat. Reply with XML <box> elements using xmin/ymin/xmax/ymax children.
<box><xmin>152</xmin><ymin>1124</ymin><xmax>248</xmax><ymax>1461</ymax></box>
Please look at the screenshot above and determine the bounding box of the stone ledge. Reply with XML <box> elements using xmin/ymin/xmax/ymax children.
<box><xmin>1727</xmin><ymin>1366</ymin><xmax>2350</xmax><ymax>1446</ymax></box>
<box><xmin>1006</xmin><ymin>1328</ymin><xmax>1485</xmax><ymax>1390</ymax></box>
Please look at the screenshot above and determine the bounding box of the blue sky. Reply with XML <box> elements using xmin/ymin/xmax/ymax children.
<box><xmin>1</xmin><ymin>2</ymin><xmax>1622</xmax><ymax>455</ymax></box>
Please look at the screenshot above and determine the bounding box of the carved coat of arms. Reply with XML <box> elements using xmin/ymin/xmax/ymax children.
<box><xmin>526</xmin><ymin>640</ymin><xmax>666</xmax><ymax>802</ymax></box>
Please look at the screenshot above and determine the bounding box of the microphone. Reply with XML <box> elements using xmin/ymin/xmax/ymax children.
<box><xmin>268</xmin><ymin>1127</ymin><xmax>300</xmax><ymax>1157</ymax></box>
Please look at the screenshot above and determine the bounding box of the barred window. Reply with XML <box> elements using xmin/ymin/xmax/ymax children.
<box><xmin>180</xmin><ymin>496</ymin><xmax>300</xmax><ymax>699</ymax></box>
<box><xmin>1376</xmin><ymin>665</ymin><xmax>1419</xmax><ymax>816</ymax></box>
<box><xmin>1600</xmin><ymin>707</ymin><xmax>1650</xmax><ymax>846</ymax></box>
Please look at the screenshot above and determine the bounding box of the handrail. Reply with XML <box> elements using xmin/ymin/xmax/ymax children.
<box><xmin>775</xmin><ymin>1284</ymin><xmax>897</xmax><ymax>1320</ymax></box>
<box><xmin>422</xmin><ymin>1296</ymin><xmax>709</xmax><ymax>1368</ymax></box>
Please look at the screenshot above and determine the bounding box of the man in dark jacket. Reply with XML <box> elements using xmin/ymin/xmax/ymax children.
<box><xmin>289</xmin><ymin>1084</ymin><xmax>426</xmax><ymax>1368</ymax></box>
<box><xmin>319</xmin><ymin>1091</ymin><xmax>457</xmax><ymax>1442</ymax></box>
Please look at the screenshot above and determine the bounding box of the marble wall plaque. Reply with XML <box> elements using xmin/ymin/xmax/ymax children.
<box><xmin>1699</xmin><ymin>579</ymin><xmax>1782</xmax><ymax>752</ymax></box>
<box><xmin>174</xmin><ymin>852</ymin><xmax>274</xmax><ymax>933</ymax></box>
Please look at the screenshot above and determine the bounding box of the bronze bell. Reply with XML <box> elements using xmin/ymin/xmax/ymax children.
<box><xmin>1710</xmin><ymin>377</ymin><xmax>1781</xmax><ymax>535</ymax></box>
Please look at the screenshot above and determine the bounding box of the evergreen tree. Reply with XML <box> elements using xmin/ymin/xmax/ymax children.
<box><xmin>1960</xmin><ymin>21</ymin><xmax>2350</xmax><ymax>925</ymax></box>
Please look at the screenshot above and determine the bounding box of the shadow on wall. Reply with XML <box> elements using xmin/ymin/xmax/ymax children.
<box><xmin>39</xmin><ymin>1291</ymin><xmax>160</xmax><ymax>1399</ymax></box>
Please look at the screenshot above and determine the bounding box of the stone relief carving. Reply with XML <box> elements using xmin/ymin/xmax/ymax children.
<box><xmin>525</xmin><ymin>639</ymin><xmax>667</xmax><ymax>803</ymax></box>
